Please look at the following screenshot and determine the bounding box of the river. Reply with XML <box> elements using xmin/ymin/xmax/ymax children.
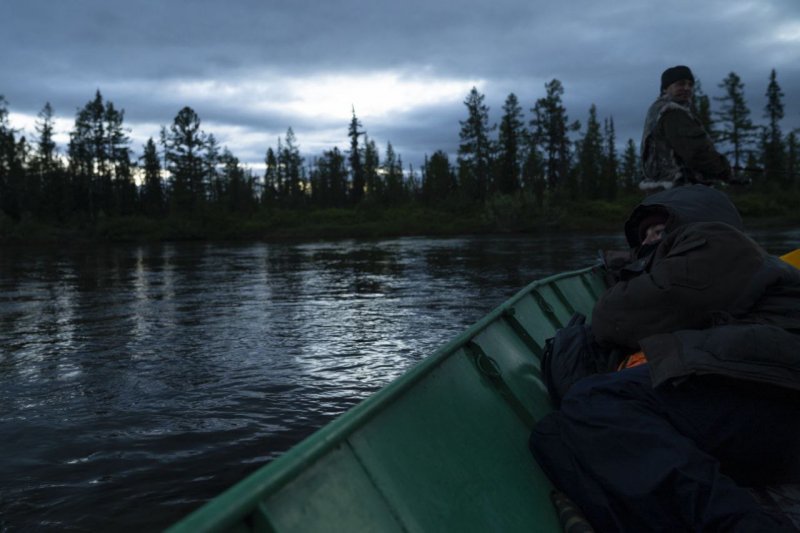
<box><xmin>1</xmin><ymin>229</ymin><xmax>797</xmax><ymax>531</ymax></box>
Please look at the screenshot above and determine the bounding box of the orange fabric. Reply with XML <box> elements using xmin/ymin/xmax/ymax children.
<box><xmin>618</xmin><ymin>351</ymin><xmax>647</xmax><ymax>371</ymax></box>
<box><xmin>781</xmin><ymin>249</ymin><xmax>800</xmax><ymax>269</ymax></box>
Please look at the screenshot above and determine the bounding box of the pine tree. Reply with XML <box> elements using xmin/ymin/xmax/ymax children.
<box><xmin>219</xmin><ymin>148</ymin><xmax>254</xmax><ymax>213</ymax></box>
<box><xmin>274</xmin><ymin>136</ymin><xmax>286</xmax><ymax>201</ymax></box>
<box><xmin>164</xmin><ymin>106</ymin><xmax>208</xmax><ymax>213</ymax></box>
<box><xmin>383</xmin><ymin>142</ymin><xmax>404</xmax><ymax>204</ymax></box>
<box><xmin>407</xmin><ymin>162</ymin><xmax>420</xmax><ymax>200</ymax></box>
<box><xmin>693</xmin><ymin>79</ymin><xmax>714</xmax><ymax>135</ymax></box>
<box><xmin>521</xmin><ymin>136</ymin><xmax>545</xmax><ymax>208</ymax></box>
<box><xmin>496</xmin><ymin>93</ymin><xmax>525</xmax><ymax>195</ymax></box>
<box><xmin>621</xmin><ymin>139</ymin><xmax>640</xmax><ymax>192</ymax></box>
<box><xmin>422</xmin><ymin>150</ymin><xmax>454</xmax><ymax>204</ymax></box>
<box><xmin>104</xmin><ymin>101</ymin><xmax>135</xmax><ymax>214</ymax></box>
<box><xmin>0</xmin><ymin>95</ymin><xmax>26</xmax><ymax>220</ymax></box>
<box><xmin>68</xmin><ymin>91</ymin><xmax>105</xmax><ymax>216</ymax></box>
<box><xmin>262</xmin><ymin>147</ymin><xmax>279</xmax><ymax>206</ymax></box>
<box><xmin>282</xmin><ymin>128</ymin><xmax>304</xmax><ymax>206</ymax></box>
<box><xmin>602</xmin><ymin>117</ymin><xmax>618</xmax><ymax>200</ymax></box>
<box><xmin>140</xmin><ymin>137</ymin><xmax>164</xmax><ymax>216</ymax></box>
<box><xmin>87</xmin><ymin>90</ymin><xmax>108</xmax><ymax>177</ymax></box>
<box><xmin>786</xmin><ymin>131</ymin><xmax>798</xmax><ymax>189</ymax></box>
<box><xmin>762</xmin><ymin>69</ymin><xmax>786</xmax><ymax>187</ymax></box>
<box><xmin>66</xmin><ymin>91</ymin><xmax>134</xmax><ymax>216</ymax></box>
<box><xmin>530</xmin><ymin>79</ymin><xmax>579</xmax><ymax>192</ymax></box>
<box><xmin>363</xmin><ymin>136</ymin><xmax>381</xmax><ymax>200</ymax></box>
<box><xmin>576</xmin><ymin>105</ymin><xmax>603</xmax><ymax>200</ymax></box>
<box><xmin>348</xmin><ymin>108</ymin><xmax>365</xmax><ymax>204</ymax></box>
<box><xmin>33</xmin><ymin>103</ymin><xmax>59</xmax><ymax>175</ymax></box>
<box><xmin>16</xmin><ymin>135</ymin><xmax>32</xmax><ymax>209</ymax></box>
<box><xmin>205</xmin><ymin>134</ymin><xmax>222</xmax><ymax>205</ymax></box>
<box><xmin>457</xmin><ymin>87</ymin><xmax>494</xmax><ymax>201</ymax></box>
<box><xmin>714</xmin><ymin>72</ymin><xmax>755</xmax><ymax>172</ymax></box>
<box><xmin>314</xmin><ymin>148</ymin><xmax>347</xmax><ymax>207</ymax></box>
<box><xmin>32</xmin><ymin>103</ymin><xmax>67</xmax><ymax>220</ymax></box>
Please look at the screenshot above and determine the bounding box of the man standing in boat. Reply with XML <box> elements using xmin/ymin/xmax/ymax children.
<box><xmin>639</xmin><ymin>66</ymin><xmax>732</xmax><ymax>191</ymax></box>
<box><xmin>530</xmin><ymin>184</ymin><xmax>800</xmax><ymax>531</ymax></box>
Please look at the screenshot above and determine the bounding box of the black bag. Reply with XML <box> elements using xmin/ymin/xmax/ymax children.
<box><xmin>540</xmin><ymin>313</ymin><xmax>620</xmax><ymax>408</ymax></box>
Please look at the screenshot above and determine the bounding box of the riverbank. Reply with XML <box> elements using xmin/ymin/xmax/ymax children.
<box><xmin>1</xmin><ymin>189</ymin><xmax>798</xmax><ymax>244</ymax></box>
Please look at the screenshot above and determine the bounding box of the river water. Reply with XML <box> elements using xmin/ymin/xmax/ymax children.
<box><xmin>1</xmin><ymin>230</ymin><xmax>797</xmax><ymax>531</ymax></box>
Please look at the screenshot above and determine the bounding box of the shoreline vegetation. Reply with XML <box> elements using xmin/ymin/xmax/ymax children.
<box><xmin>2</xmin><ymin>68</ymin><xmax>798</xmax><ymax>246</ymax></box>
<box><xmin>2</xmin><ymin>188</ymin><xmax>797</xmax><ymax>245</ymax></box>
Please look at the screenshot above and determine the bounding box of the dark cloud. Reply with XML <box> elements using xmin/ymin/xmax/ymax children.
<box><xmin>3</xmin><ymin>0</ymin><xmax>799</xmax><ymax>170</ymax></box>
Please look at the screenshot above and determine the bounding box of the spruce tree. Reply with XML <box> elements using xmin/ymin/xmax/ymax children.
<box><xmin>32</xmin><ymin>103</ymin><xmax>67</xmax><ymax>219</ymax></box>
<box><xmin>104</xmin><ymin>101</ymin><xmax>135</xmax><ymax>215</ymax></box>
<box><xmin>383</xmin><ymin>142</ymin><xmax>404</xmax><ymax>204</ymax></box>
<box><xmin>530</xmin><ymin>79</ymin><xmax>579</xmax><ymax>192</ymax></box>
<box><xmin>164</xmin><ymin>106</ymin><xmax>208</xmax><ymax>213</ymax></box>
<box><xmin>714</xmin><ymin>72</ymin><xmax>755</xmax><ymax>172</ymax></box>
<box><xmin>363</xmin><ymin>136</ymin><xmax>381</xmax><ymax>200</ymax></box>
<box><xmin>576</xmin><ymin>105</ymin><xmax>603</xmax><ymax>200</ymax></box>
<box><xmin>407</xmin><ymin>163</ymin><xmax>420</xmax><ymax>200</ymax></box>
<box><xmin>262</xmin><ymin>147</ymin><xmax>278</xmax><ymax>206</ymax></box>
<box><xmin>33</xmin><ymin>103</ymin><xmax>59</xmax><ymax>175</ymax></box>
<box><xmin>786</xmin><ymin>131</ymin><xmax>798</xmax><ymax>189</ymax></box>
<box><xmin>68</xmin><ymin>91</ymin><xmax>103</xmax><ymax>216</ymax></box>
<box><xmin>66</xmin><ymin>91</ymin><xmax>130</xmax><ymax>217</ymax></box>
<box><xmin>348</xmin><ymin>108</ymin><xmax>365</xmax><ymax>204</ymax></box>
<box><xmin>762</xmin><ymin>69</ymin><xmax>786</xmax><ymax>186</ymax></box>
<box><xmin>693</xmin><ymin>79</ymin><xmax>714</xmax><ymax>135</ymax></box>
<box><xmin>140</xmin><ymin>137</ymin><xmax>164</xmax><ymax>216</ymax></box>
<box><xmin>205</xmin><ymin>134</ymin><xmax>222</xmax><ymax>205</ymax></box>
<box><xmin>282</xmin><ymin>128</ymin><xmax>304</xmax><ymax>206</ymax></box>
<box><xmin>0</xmin><ymin>95</ymin><xmax>25</xmax><ymax>220</ymax></box>
<box><xmin>316</xmin><ymin>147</ymin><xmax>347</xmax><ymax>207</ymax></box>
<box><xmin>602</xmin><ymin>117</ymin><xmax>618</xmax><ymax>200</ymax></box>
<box><xmin>422</xmin><ymin>150</ymin><xmax>453</xmax><ymax>204</ymax></box>
<box><xmin>220</xmin><ymin>148</ymin><xmax>253</xmax><ymax>213</ymax></box>
<box><xmin>275</xmin><ymin>136</ymin><xmax>286</xmax><ymax>201</ymax></box>
<box><xmin>521</xmin><ymin>137</ymin><xmax>545</xmax><ymax>207</ymax></box>
<box><xmin>496</xmin><ymin>93</ymin><xmax>525</xmax><ymax>195</ymax></box>
<box><xmin>457</xmin><ymin>87</ymin><xmax>494</xmax><ymax>201</ymax></box>
<box><xmin>621</xmin><ymin>139</ymin><xmax>640</xmax><ymax>192</ymax></box>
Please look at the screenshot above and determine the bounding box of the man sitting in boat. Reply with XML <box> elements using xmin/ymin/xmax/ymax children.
<box><xmin>639</xmin><ymin>66</ymin><xmax>731</xmax><ymax>192</ymax></box>
<box><xmin>530</xmin><ymin>184</ymin><xmax>800</xmax><ymax>531</ymax></box>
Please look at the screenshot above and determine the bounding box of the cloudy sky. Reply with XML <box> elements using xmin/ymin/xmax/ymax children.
<box><xmin>3</xmin><ymin>0</ymin><xmax>799</xmax><ymax>173</ymax></box>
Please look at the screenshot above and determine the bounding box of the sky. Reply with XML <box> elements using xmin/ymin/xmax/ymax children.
<box><xmin>3</xmin><ymin>0</ymin><xmax>800</xmax><ymax>174</ymax></box>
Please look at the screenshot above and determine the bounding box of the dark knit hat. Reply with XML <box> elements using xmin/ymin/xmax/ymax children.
<box><xmin>661</xmin><ymin>65</ymin><xmax>695</xmax><ymax>92</ymax></box>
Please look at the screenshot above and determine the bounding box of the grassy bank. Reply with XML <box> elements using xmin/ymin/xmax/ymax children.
<box><xmin>1</xmin><ymin>189</ymin><xmax>798</xmax><ymax>244</ymax></box>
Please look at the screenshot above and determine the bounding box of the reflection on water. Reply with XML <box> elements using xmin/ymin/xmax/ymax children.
<box><xmin>0</xmin><ymin>229</ymin><xmax>796</xmax><ymax>531</ymax></box>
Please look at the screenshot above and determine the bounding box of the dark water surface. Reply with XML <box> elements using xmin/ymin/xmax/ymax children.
<box><xmin>1</xmin><ymin>230</ymin><xmax>797</xmax><ymax>531</ymax></box>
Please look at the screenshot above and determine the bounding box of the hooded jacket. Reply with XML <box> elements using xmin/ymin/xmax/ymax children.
<box><xmin>592</xmin><ymin>185</ymin><xmax>800</xmax><ymax>390</ymax></box>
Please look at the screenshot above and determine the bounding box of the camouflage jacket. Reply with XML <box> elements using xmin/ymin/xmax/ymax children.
<box><xmin>639</xmin><ymin>96</ymin><xmax>730</xmax><ymax>191</ymax></box>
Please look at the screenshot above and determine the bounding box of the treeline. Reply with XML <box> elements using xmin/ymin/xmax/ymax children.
<box><xmin>0</xmin><ymin>68</ymin><xmax>798</xmax><ymax>228</ymax></box>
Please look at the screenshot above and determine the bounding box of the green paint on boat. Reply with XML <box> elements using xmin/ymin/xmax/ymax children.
<box><xmin>168</xmin><ymin>266</ymin><xmax>607</xmax><ymax>533</ymax></box>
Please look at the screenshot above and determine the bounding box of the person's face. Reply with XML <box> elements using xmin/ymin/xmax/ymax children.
<box><xmin>664</xmin><ymin>79</ymin><xmax>694</xmax><ymax>103</ymax></box>
<box><xmin>642</xmin><ymin>224</ymin><xmax>667</xmax><ymax>245</ymax></box>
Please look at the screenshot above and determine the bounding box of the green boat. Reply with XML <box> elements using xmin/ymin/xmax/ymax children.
<box><xmin>168</xmin><ymin>264</ymin><xmax>605</xmax><ymax>532</ymax></box>
<box><xmin>169</xmin><ymin>249</ymin><xmax>800</xmax><ymax>532</ymax></box>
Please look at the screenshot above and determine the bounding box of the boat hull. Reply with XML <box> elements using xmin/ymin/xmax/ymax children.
<box><xmin>168</xmin><ymin>265</ymin><xmax>607</xmax><ymax>532</ymax></box>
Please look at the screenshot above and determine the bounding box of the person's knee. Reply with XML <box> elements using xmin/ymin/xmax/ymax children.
<box><xmin>558</xmin><ymin>373</ymin><xmax>621</xmax><ymax>419</ymax></box>
<box><xmin>558</xmin><ymin>369</ymin><xmax>653</xmax><ymax>422</ymax></box>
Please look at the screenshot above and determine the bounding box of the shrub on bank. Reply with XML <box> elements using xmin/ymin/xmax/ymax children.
<box><xmin>1</xmin><ymin>188</ymin><xmax>797</xmax><ymax>244</ymax></box>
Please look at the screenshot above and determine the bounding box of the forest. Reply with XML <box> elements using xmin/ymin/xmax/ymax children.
<box><xmin>0</xmin><ymin>68</ymin><xmax>797</xmax><ymax>242</ymax></box>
